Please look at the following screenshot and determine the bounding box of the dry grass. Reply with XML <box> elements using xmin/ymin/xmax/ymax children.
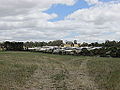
<box><xmin>0</xmin><ymin>51</ymin><xmax>120</xmax><ymax>90</ymax></box>
<box><xmin>87</xmin><ymin>57</ymin><xmax>120</xmax><ymax>90</ymax></box>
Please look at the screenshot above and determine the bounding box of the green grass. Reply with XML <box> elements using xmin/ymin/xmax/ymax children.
<box><xmin>0</xmin><ymin>51</ymin><xmax>120</xmax><ymax>90</ymax></box>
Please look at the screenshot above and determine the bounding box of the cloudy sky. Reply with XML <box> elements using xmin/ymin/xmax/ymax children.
<box><xmin>0</xmin><ymin>0</ymin><xmax>120</xmax><ymax>42</ymax></box>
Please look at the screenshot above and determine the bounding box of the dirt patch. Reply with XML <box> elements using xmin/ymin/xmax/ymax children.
<box><xmin>21</xmin><ymin>57</ymin><xmax>99</xmax><ymax>90</ymax></box>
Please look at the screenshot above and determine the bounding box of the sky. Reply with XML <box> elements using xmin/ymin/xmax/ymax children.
<box><xmin>0</xmin><ymin>0</ymin><xmax>120</xmax><ymax>43</ymax></box>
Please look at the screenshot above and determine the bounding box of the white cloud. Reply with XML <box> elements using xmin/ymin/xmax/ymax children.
<box><xmin>64</xmin><ymin>2</ymin><xmax>120</xmax><ymax>42</ymax></box>
<box><xmin>0</xmin><ymin>0</ymin><xmax>120</xmax><ymax>43</ymax></box>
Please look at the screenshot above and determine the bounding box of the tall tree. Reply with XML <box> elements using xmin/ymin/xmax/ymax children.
<box><xmin>74</xmin><ymin>40</ymin><xmax>77</xmax><ymax>44</ymax></box>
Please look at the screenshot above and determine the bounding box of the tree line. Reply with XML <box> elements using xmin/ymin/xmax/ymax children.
<box><xmin>23</xmin><ymin>40</ymin><xmax>120</xmax><ymax>58</ymax></box>
<box><xmin>24</xmin><ymin>40</ymin><xmax>64</xmax><ymax>47</ymax></box>
<box><xmin>0</xmin><ymin>40</ymin><xmax>120</xmax><ymax>58</ymax></box>
<box><xmin>79</xmin><ymin>40</ymin><xmax>120</xmax><ymax>58</ymax></box>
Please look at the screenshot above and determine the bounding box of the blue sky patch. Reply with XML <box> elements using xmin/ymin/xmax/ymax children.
<box><xmin>44</xmin><ymin>0</ymin><xmax>116</xmax><ymax>22</ymax></box>
<box><xmin>44</xmin><ymin>0</ymin><xmax>93</xmax><ymax>22</ymax></box>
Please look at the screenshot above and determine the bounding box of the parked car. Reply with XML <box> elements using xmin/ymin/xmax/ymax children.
<box><xmin>40</xmin><ymin>46</ymin><xmax>59</xmax><ymax>53</ymax></box>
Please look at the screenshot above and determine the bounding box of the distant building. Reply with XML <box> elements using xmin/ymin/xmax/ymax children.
<box><xmin>64</xmin><ymin>44</ymin><xmax>72</xmax><ymax>47</ymax></box>
<box><xmin>63</xmin><ymin>41</ymin><xmax>80</xmax><ymax>47</ymax></box>
<box><xmin>63</xmin><ymin>44</ymin><xmax>80</xmax><ymax>47</ymax></box>
<box><xmin>74</xmin><ymin>44</ymin><xmax>80</xmax><ymax>47</ymax></box>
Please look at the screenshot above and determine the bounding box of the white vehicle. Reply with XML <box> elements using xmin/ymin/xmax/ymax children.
<box><xmin>40</xmin><ymin>46</ymin><xmax>49</xmax><ymax>52</ymax></box>
<box><xmin>28</xmin><ymin>48</ymin><xmax>36</xmax><ymax>51</ymax></box>
<box><xmin>28</xmin><ymin>47</ymin><xmax>41</xmax><ymax>51</ymax></box>
<box><xmin>40</xmin><ymin>46</ymin><xmax>59</xmax><ymax>53</ymax></box>
<box><xmin>53</xmin><ymin>49</ymin><xmax>61</xmax><ymax>54</ymax></box>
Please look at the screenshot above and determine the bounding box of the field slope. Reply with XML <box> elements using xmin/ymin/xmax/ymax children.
<box><xmin>0</xmin><ymin>51</ymin><xmax>120</xmax><ymax>90</ymax></box>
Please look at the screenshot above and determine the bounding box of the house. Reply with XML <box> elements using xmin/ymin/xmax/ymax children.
<box><xmin>63</xmin><ymin>41</ymin><xmax>80</xmax><ymax>47</ymax></box>
<box><xmin>63</xmin><ymin>44</ymin><xmax>80</xmax><ymax>47</ymax></box>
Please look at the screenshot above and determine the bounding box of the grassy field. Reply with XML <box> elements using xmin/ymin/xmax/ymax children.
<box><xmin>0</xmin><ymin>51</ymin><xmax>120</xmax><ymax>90</ymax></box>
